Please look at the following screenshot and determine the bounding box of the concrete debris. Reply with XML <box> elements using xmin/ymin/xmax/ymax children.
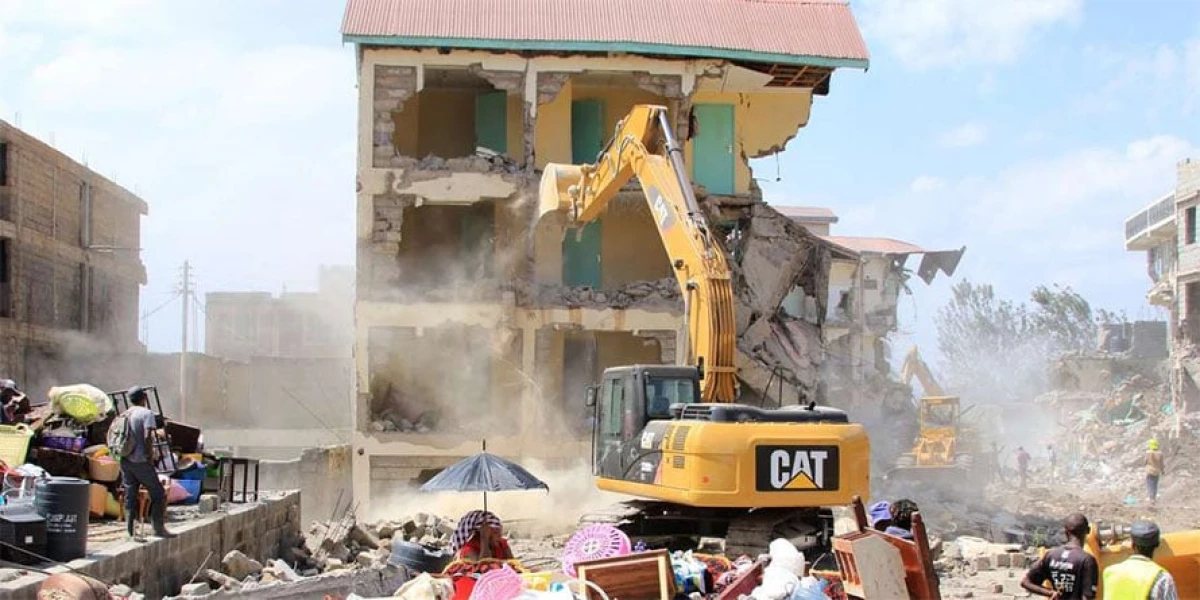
<box><xmin>221</xmin><ymin>550</ymin><xmax>264</xmax><ymax>581</ymax></box>
<box><xmin>517</xmin><ymin>277</ymin><xmax>681</xmax><ymax>309</ymax></box>
<box><xmin>389</xmin><ymin>150</ymin><xmax>524</xmax><ymax>175</ymax></box>
<box><xmin>198</xmin><ymin>494</ymin><xmax>220</xmax><ymax>514</ymax></box>
<box><xmin>720</xmin><ymin>202</ymin><xmax>832</xmax><ymax>403</ymax></box>
<box><xmin>180</xmin><ymin>582</ymin><xmax>212</xmax><ymax>596</ymax></box>
<box><xmin>204</xmin><ymin>569</ymin><xmax>243</xmax><ymax>591</ymax></box>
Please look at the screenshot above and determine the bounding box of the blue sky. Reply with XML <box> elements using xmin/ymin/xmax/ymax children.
<box><xmin>1</xmin><ymin>0</ymin><xmax>1198</xmax><ymax>365</ymax></box>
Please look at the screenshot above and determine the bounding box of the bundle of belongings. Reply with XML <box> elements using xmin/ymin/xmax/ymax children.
<box><xmin>0</xmin><ymin>381</ymin><xmax>216</xmax><ymax>524</ymax></box>
<box><xmin>381</xmin><ymin>509</ymin><xmax>847</xmax><ymax>600</ymax></box>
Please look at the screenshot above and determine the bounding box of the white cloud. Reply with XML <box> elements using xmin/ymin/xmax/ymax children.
<box><xmin>859</xmin><ymin>0</ymin><xmax>1083</xmax><ymax>70</ymax></box>
<box><xmin>937</xmin><ymin>122</ymin><xmax>989</xmax><ymax>148</ymax></box>
<box><xmin>961</xmin><ymin>135</ymin><xmax>1195</xmax><ymax>236</ymax></box>
<box><xmin>867</xmin><ymin>135</ymin><xmax>1195</xmax><ymax>373</ymax></box>
<box><xmin>910</xmin><ymin>175</ymin><xmax>946</xmax><ymax>193</ymax></box>
<box><xmin>1077</xmin><ymin>36</ymin><xmax>1200</xmax><ymax>117</ymax></box>
<box><xmin>3</xmin><ymin>3</ymin><xmax>357</xmax><ymax>352</ymax></box>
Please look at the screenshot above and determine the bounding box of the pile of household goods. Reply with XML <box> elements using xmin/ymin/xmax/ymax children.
<box><xmin>0</xmin><ymin>383</ymin><xmax>213</xmax><ymax>563</ymax></box>
<box><xmin>381</xmin><ymin>524</ymin><xmax>844</xmax><ymax>600</ymax></box>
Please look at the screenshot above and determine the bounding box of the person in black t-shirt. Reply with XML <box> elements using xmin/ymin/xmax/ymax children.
<box><xmin>1021</xmin><ymin>513</ymin><xmax>1098</xmax><ymax>599</ymax></box>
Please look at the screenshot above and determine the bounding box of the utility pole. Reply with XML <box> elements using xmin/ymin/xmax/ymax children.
<box><xmin>179</xmin><ymin>261</ymin><xmax>192</xmax><ymax>423</ymax></box>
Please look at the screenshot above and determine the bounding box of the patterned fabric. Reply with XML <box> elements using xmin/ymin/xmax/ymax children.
<box><xmin>451</xmin><ymin>510</ymin><xmax>503</xmax><ymax>552</ymax></box>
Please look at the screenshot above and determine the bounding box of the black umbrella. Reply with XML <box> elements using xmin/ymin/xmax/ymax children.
<box><xmin>419</xmin><ymin>440</ymin><xmax>549</xmax><ymax>511</ymax></box>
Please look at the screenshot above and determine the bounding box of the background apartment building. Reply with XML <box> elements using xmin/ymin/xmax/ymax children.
<box><xmin>0</xmin><ymin>120</ymin><xmax>147</xmax><ymax>390</ymax></box>
<box><xmin>342</xmin><ymin>0</ymin><xmax>870</xmax><ymax>513</ymax></box>
<box><xmin>782</xmin><ymin>208</ymin><xmax>964</xmax><ymax>386</ymax></box>
<box><xmin>205</xmin><ymin>264</ymin><xmax>354</xmax><ymax>361</ymax></box>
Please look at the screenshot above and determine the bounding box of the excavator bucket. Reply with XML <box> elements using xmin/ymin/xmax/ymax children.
<box><xmin>537</xmin><ymin>163</ymin><xmax>585</xmax><ymax>223</ymax></box>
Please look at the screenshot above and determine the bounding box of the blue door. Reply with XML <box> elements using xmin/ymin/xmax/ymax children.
<box><xmin>692</xmin><ymin>104</ymin><xmax>736</xmax><ymax>195</ymax></box>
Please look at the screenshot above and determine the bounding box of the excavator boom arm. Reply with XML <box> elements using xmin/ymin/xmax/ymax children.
<box><xmin>901</xmin><ymin>346</ymin><xmax>945</xmax><ymax>397</ymax></box>
<box><xmin>539</xmin><ymin>105</ymin><xmax>737</xmax><ymax>402</ymax></box>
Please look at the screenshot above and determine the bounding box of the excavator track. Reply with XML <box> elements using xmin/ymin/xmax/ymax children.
<box><xmin>578</xmin><ymin>501</ymin><xmax>835</xmax><ymax>561</ymax></box>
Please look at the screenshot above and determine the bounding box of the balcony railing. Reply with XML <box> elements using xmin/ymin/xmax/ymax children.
<box><xmin>1125</xmin><ymin>193</ymin><xmax>1175</xmax><ymax>241</ymax></box>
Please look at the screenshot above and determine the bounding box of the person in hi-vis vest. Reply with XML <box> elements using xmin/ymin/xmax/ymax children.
<box><xmin>1102</xmin><ymin>521</ymin><xmax>1177</xmax><ymax>600</ymax></box>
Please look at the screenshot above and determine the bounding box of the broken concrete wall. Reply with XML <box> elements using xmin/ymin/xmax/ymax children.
<box><xmin>372</xmin><ymin>65</ymin><xmax>417</xmax><ymax>168</ymax></box>
<box><xmin>259</xmin><ymin>445</ymin><xmax>353</xmax><ymax>529</ymax></box>
<box><xmin>711</xmin><ymin>201</ymin><xmax>833</xmax><ymax>404</ymax></box>
<box><xmin>1</xmin><ymin>493</ymin><xmax>301</xmax><ymax>600</ymax></box>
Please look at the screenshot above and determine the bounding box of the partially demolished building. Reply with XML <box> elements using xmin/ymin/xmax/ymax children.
<box><xmin>1125</xmin><ymin>158</ymin><xmax>1200</xmax><ymax>414</ymax></box>
<box><xmin>342</xmin><ymin>0</ymin><xmax>871</xmax><ymax>513</ymax></box>
<box><xmin>781</xmin><ymin>208</ymin><xmax>964</xmax><ymax>416</ymax></box>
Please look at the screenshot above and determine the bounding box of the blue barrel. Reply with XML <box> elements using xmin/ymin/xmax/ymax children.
<box><xmin>33</xmin><ymin>477</ymin><xmax>90</xmax><ymax>562</ymax></box>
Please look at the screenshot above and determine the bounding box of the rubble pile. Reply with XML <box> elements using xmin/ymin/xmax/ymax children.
<box><xmin>718</xmin><ymin>202</ymin><xmax>833</xmax><ymax>404</ymax></box>
<box><xmin>368</xmin><ymin>411</ymin><xmax>437</xmax><ymax>434</ymax></box>
<box><xmin>517</xmin><ymin>278</ymin><xmax>681</xmax><ymax>309</ymax></box>
<box><xmin>1036</xmin><ymin>369</ymin><xmax>1199</xmax><ymax>506</ymax></box>
<box><xmin>392</xmin><ymin>150</ymin><xmax>526</xmax><ymax>175</ymax></box>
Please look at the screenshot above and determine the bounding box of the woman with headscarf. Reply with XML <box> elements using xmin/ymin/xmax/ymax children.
<box><xmin>451</xmin><ymin>510</ymin><xmax>514</xmax><ymax>561</ymax></box>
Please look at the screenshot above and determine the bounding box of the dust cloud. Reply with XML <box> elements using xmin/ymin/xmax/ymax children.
<box><xmin>368</xmin><ymin>459</ymin><xmax>623</xmax><ymax>537</ymax></box>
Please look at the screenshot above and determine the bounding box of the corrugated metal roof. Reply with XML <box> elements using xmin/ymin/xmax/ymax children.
<box><xmin>773</xmin><ymin>205</ymin><xmax>839</xmax><ymax>222</ymax></box>
<box><xmin>341</xmin><ymin>0</ymin><xmax>869</xmax><ymax>66</ymax></box>
<box><xmin>821</xmin><ymin>236</ymin><xmax>926</xmax><ymax>255</ymax></box>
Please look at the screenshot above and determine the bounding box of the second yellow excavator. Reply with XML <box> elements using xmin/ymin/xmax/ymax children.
<box><xmin>888</xmin><ymin>346</ymin><xmax>982</xmax><ymax>490</ymax></box>
<box><xmin>538</xmin><ymin>105</ymin><xmax>870</xmax><ymax>558</ymax></box>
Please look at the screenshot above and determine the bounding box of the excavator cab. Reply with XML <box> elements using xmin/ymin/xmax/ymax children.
<box><xmin>585</xmin><ymin>365</ymin><xmax>700</xmax><ymax>479</ymax></box>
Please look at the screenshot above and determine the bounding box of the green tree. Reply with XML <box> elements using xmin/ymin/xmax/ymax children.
<box><xmin>935</xmin><ymin>280</ymin><xmax>1099</xmax><ymax>402</ymax></box>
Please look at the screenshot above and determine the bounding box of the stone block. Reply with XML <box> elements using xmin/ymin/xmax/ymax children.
<box><xmin>198</xmin><ymin>494</ymin><xmax>219</xmax><ymax>514</ymax></box>
<box><xmin>222</xmin><ymin>550</ymin><xmax>264</xmax><ymax>580</ymax></box>
<box><xmin>180</xmin><ymin>582</ymin><xmax>212</xmax><ymax>596</ymax></box>
<box><xmin>972</xmin><ymin>555</ymin><xmax>992</xmax><ymax>571</ymax></box>
<box><xmin>993</xmin><ymin>552</ymin><xmax>1011</xmax><ymax>568</ymax></box>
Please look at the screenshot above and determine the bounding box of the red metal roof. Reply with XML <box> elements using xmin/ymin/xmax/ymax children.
<box><xmin>341</xmin><ymin>0</ymin><xmax>869</xmax><ymax>65</ymax></box>
<box><xmin>821</xmin><ymin>236</ymin><xmax>926</xmax><ymax>255</ymax></box>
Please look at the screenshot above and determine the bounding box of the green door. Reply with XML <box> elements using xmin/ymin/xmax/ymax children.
<box><xmin>475</xmin><ymin>91</ymin><xmax>508</xmax><ymax>154</ymax></box>
<box><xmin>562</xmin><ymin>222</ymin><xmax>602</xmax><ymax>287</ymax></box>
<box><xmin>692</xmin><ymin>104</ymin><xmax>736</xmax><ymax>195</ymax></box>
<box><xmin>565</xmin><ymin>98</ymin><xmax>606</xmax><ymax>287</ymax></box>
<box><xmin>571</xmin><ymin>99</ymin><xmax>606</xmax><ymax>163</ymax></box>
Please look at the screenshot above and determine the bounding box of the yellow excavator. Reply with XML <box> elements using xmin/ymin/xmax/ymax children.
<box><xmin>537</xmin><ymin>105</ymin><xmax>870</xmax><ymax>557</ymax></box>
<box><xmin>889</xmin><ymin>346</ymin><xmax>977</xmax><ymax>487</ymax></box>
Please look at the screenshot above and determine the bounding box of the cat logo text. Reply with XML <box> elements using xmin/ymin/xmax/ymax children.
<box><xmin>754</xmin><ymin>445</ymin><xmax>841</xmax><ymax>492</ymax></box>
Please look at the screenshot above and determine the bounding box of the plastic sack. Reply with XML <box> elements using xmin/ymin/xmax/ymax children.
<box><xmin>749</xmin><ymin>565</ymin><xmax>800</xmax><ymax>600</ymax></box>
<box><xmin>768</xmin><ymin>539</ymin><xmax>806</xmax><ymax>576</ymax></box>
<box><xmin>164</xmin><ymin>478</ymin><xmax>190</xmax><ymax>504</ymax></box>
<box><xmin>788</xmin><ymin>577</ymin><xmax>827</xmax><ymax>600</ymax></box>
<box><xmin>393</xmin><ymin>572</ymin><xmax>454</xmax><ymax>599</ymax></box>
<box><xmin>48</xmin><ymin>384</ymin><xmax>114</xmax><ymax>425</ymax></box>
